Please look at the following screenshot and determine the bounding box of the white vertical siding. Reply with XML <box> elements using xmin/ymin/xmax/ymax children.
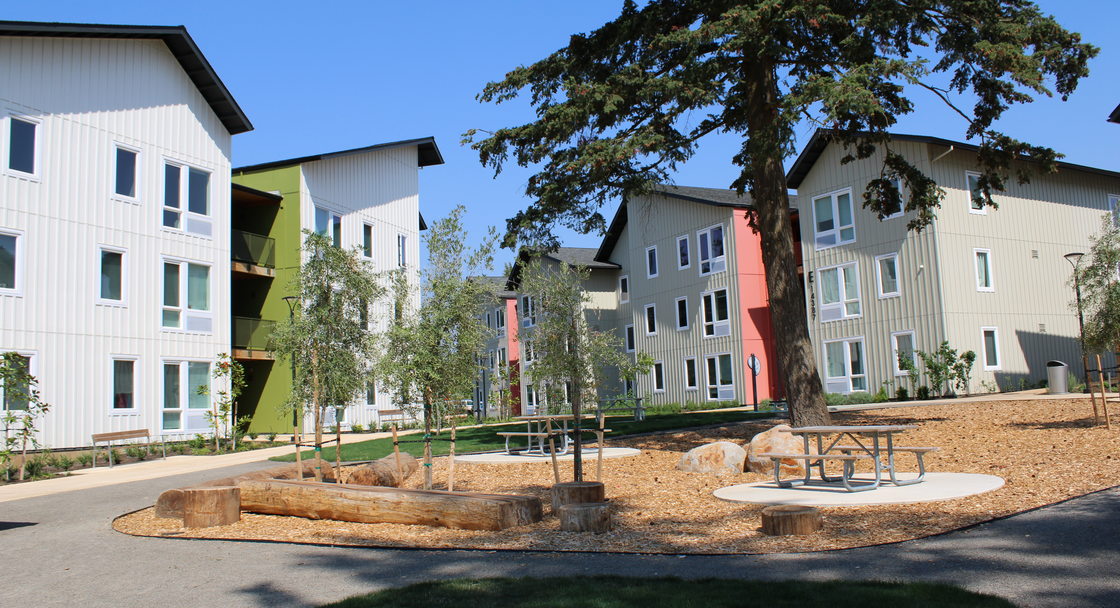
<box><xmin>0</xmin><ymin>37</ymin><xmax>232</xmax><ymax>448</ymax></box>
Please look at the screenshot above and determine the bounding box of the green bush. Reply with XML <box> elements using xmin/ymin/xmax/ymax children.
<box><xmin>351</xmin><ymin>424</ymin><xmax>365</xmax><ymax>433</ymax></box>
<box><xmin>76</xmin><ymin>453</ymin><xmax>92</xmax><ymax>467</ymax></box>
<box><xmin>247</xmin><ymin>432</ymin><xmax>259</xmax><ymax>441</ymax></box>
<box><xmin>895</xmin><ymin>386</ymin><xmax>910</xmax><ymax>401</ymax></box>
<box><xmin>916</xmin><ymin>385</ymin><xmax>931</xmax><ymax>400</ymax></box>
<box><xmin>56</xmin><ymin>455</ymin><xmax>75</xmax><ymax>471</ymax></box>
<box><xmin>191</xmin><ymin>447</ymin><xmax>210</xmax><ymax>456</ymax></box>
<box><xmin>267</xmin><ymin>433</ymin><xmax>278</xmax><ymax>442</ymax></box>
<box><xmin>188</xmin><ymin>434</ymin><xmax>207</xmax><ymax>449</ymax></box>
<box><xmin>23</xmin><ymin>457</ymin><xmax>45</xmax><ymax>478</ymax></box>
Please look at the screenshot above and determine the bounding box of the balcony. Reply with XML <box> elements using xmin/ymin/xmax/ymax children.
<box><xmin>231</xmin><ymin>230</ymin><xmax>276</xmax><ymax>278</ymax></box>
<box><xmin>232</xmin><ymin>316</ymin><xmax>276</xmax><ymax>360</ymax></box>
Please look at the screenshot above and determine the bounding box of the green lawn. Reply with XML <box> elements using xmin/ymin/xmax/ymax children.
<box><xmin>318</xmin><ymin>576</ymin><xmax>1016</xmax><ymax>608</ymax></box>
<box><xmin>270</xmin><ymin>409</ymin><xmax>777</xmax><ymax>463</ymax></box>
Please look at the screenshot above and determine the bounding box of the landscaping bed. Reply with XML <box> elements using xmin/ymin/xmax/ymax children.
<box><xmin>115</xmin><ymin>398</ymin><xmax>1119</xmax><ymax>554</ymax></box>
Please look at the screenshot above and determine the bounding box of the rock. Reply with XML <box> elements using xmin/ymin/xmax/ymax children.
<box><xmin>745</xmin><ymin>424</ymin><xmax>811</xmax><ymax>476</ymax></box>
<box><xmin>676</xmin><ymin>441</ymin><xmax>747</xmax><ymax>474</ymax></box>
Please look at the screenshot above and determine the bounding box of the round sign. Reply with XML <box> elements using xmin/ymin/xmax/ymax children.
<box><xmin>747</xmin><ymin>354</ymin><xmax>761</xmax><ymax>376</ymax></box>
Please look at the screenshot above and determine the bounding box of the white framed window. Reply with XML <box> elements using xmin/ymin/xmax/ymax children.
<box><xmin>524</xmin><ymin>341</ymin><xmax>535</xmax><ymax>363</ymax></box>
<box><xmin>701</xmin><ymin>289</ymin><xmax>730</xmax><ymax>337</ymax></box>
<box><xmin>161</xmin><ymin>259</ymin><xmax>211</xmax><ymax>332</ymax></box>
<box><xmin>974</xmin><ymin>248</ymin><xmax>994</xmax><ymax>292</ymax></box>
<box><xmin>6</xmin><ymin>113</ymin><xmax>40</xmax><ymax>178</ymax></box>
<box><xmin>675</xmin><ymin>296</ymin><xmax>689</xmax><ymax>330</ymax></box>
<box><xmin>97</xmin><ymin>246</ymin><xmax>126</xmax><ymax>305</ymax></box>
<box><xmin>677</xmin><ymin>235</ymin><xmax>691</xmax><ymax>270</ymax></box>
<box><xmin>891</xmin><ymin>331</ymin><xmax>916</xmax><ymax>376</ymax></box>
<box><xmin>397</xmin><ymin>234</ymin><xmax>407</xmax><ymax>266</ymax></box>
<box><xmin>163</xmin><ymin>162</ymin><xmax>211</xmax><ymax>236</ymax></box>
<box><xmin>697</xmin><ymin>224</ymin><xmax>726</xmax><ymax>275</ymax></box>
<box><xmin>113</xmin><ymin>144</ymin><xmax>139</xmax><ymax>201</ymax></box>
<box><xmin>496</xmin><ymin>308</ymin><xmax>505</xmax><ymax>332</ymax></box>
<box><xmin>823</xmin><ymin>337</ymin><xmax>867</xmax><ymax>394</ymax></box>
<box><xmin>875</xmin><ymin>253</ymin><xmax>900</xmax><ymax>299</ymax></box>
<box><xmin>705</xmin><ymin>353</ymin><xmax>735</xmax><ymax>400</ymax></box>
<box><xmin>314</xmin><ymin>206</ymin><xmax>342</xmax><ymax>247</ymax></box>
<box><xmin>161</xmin><ymin>360</ymin><xmax>210</xmax><ymax>432</ymax></box>
<box><xmin>966</xmin><ymin>171</ymin><xmax>987</xmax><ymax>214</ymax></box>
<box><xmin>521</xmin><ymin>295</ymin><xmax>536</xmax><ymax>327</ymax></box>
<box><xmin>525</xmin><ymin>384</ymin><xmax>539</xmax><ymax>414</ymax></box>
<box><xmin>981</xmin><ymin>327</ymin><xmax>1001</xmax><ymax>370</ymax></box>
<box><xmin>646</xmin><ymin>245</ymin><xmax>659</xmax><ymax>278</ymax></box>
<box><xmin>362</xmin><ymin>223</ymin><xmax>373</xmax><ymax>258</ymax></box>
<box><xmin>498</xmin><ymin>347</ymin><xmax>506</xmax><ymax>363</ymax></box>
<box><xmin>1</xmin><ymin>352</ymin><xmax>35</xmax><ymax>411</ymax></box>
<box><xmin>618</xmin><ymin>275</ymin><xmax>629</xmax><ymax>304</ymax></box>
<box><xmin>0</xmin><ymin>228</ymin><xmax>23</xmax><ymax>295</ymax></box>
<box><xmin>625</xmin><ymin>324</ymin><xmax>635</xmax><ymax>352</ymax></box>
<box><xmin>882</xmin><ymin>177</ymin><xmax>904</xmax><ymax>219</ymax></box>
<box><xmin>1109</xmin><ymin>194</ymin><xmax>1120</xmax><ymax>226</ymax></box>
<box><xmin>644</xmin><ymin>303</ymin><xmax>657</xmax><ymax>335</ymax></box>
<box><xmin>812</xmin><ymin>189</ymin><xmax>855</xmax><ymax>249</ymax></box>
<box><xmin>818</xmin><ymin>262</ymin><xmax>861</xmax><ymax>321</ymax></box>
<box><xmin>366</xmin><ymin>380</ymin><xmax>377</xmax><ymax>407</ymax></box>
<box><xmin>110</xmin><ymin>357</ymin><xmax>137</xmax><ymax>413</ymax></box>
<box><xmin>684</xmin><ymin>357</ymin><xmax>698</xmax><ymax>390</ymax></box>
<box><xmin>653</xmin><ymin>361</ymin><xmax>665</xmax><ymax>392</ymax></box>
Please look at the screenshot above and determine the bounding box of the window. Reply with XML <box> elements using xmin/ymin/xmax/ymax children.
<box><xmin>362</xmin><ymin>223</ymin><xmax>373</xmax><ymax>258</ymax></box>
<box><xmin>496</xmin><ymin>308</ymin><xmax>505</xmax><ymax>332</ymax></box>
<box><xmin>701</xmin><ymin>289</ymin><xmax>730</xmax><ymax>337</ymax></box>
<box><xmin>818</xmin><ymin>262</ymin><xmax>861</xmax><ymax>321</ymax></box>
<box><xmin>644</xmin><ymin>303</ymin><xmax>657</xmax><ymax>335</ymax></box>
<box><xmin>99</xmin><ymin>248</ymin><xmax>125</xmax><ymax>304</ymax></box>
<box><xmin>876</xmin><ymin>254</ymin><xmax>899</xmax><ymax>299</ymax></box>
<box><xmin>812</xmin><ymin>189</ymin><xmax>855</xmax><ymax>249</ymax></box>
<box><xmin>162</xmin><ymin>260</ymin><xmax>211</xmax><ymax>332</ymax></box>
<box><xmin>315</xmin><ymin>207</ymin><xmax>342</xmax><ymax>247</ymax></box>
<box><xmin>162</xmin><ymin>360</ymin><xmax>210</xmax><ymax>431</ymax></box>
<box><xmin>653</xmin><ymin>361</ymin><xmax>665</xmax><ymax>392</ymax></box>
<box><xmin>525</xmin><ymin>384</ymin><xmax>539</xmax><ymax>414</ymax></box>
<box><xmin>521</xmin><ymin>295</ymin><xmax>536</xmax><ymax>326</ymax></box>
<box><xmin>524</xmin><ymin>342</ymin><xmax>535</xmax><ymax>363</ymax></box>
<box><xmin>486</xmin><ymin>312</ymin><xmax>492</xmax><ymax>329</ymax></box>
<box><xmin>1110</xmin><ymin>194</ymin><xmax>1120</xmax><ymax>226</ymax></box>
<box><xmin>675</xmin><ymin>296</ymin><xmax>689</xmax><ymax>330</ymax></box>
<box><xmin>684</xmin><ymin>358</ymin><xmax>698</xmax><ymax>390</ymax></box>
<box><xmin>366</xmin><ymin>380</ymin><xmax>377</xmax><ymax>406</ymax></box>
<box><xmin>982</xmin><ymin>327</ymin><xmax>1001</xmax><ymax>370</ymax></box>
<box><xmin>882</xmin><ymin>177</ymin><xmax>904</xmax><ymax>219</ymax></box>
<box><xmin>677</xmin><ymin>235</ymin><xmax>690</xmax><ymax>270</ymax></box>
<box><xmin>966</xmin><ymin>171</ymin><xmax>986</xmax><ymax>214</ymax></box>
<box><xmin>891</xmin><ymin>331</ymin><xmax>916</xmax><ymax>376</ymax></box>
<box><xmin>7</xmin><ymin>115</ymin><xmax>37</xmax><ymax>176</ymax></box>
<box><xmin>397</xmin><ymin>234</ymin><xmax>409</xmax><ymax>267</ymax></box>
<box><xmin>705</xmin><ymin>353</ymin><xmax>734</xmax><ymax>400</ymax></box>
<box><xmin>111</xmin><ymin>358</ymin><xmax>136</xmax><ymax>410</ymax></box>
<box><xmin>697</xmin><ymin>224</ymin><xmax>726</xmax><ymax>275</ymax></box>
<box><xmin>0</xmin><ymin>229</ymin><xmax>20</xmax><ymax>293</ymax></box>
<box><xmin>163</xmin><ymin>163</ymin><xmax>211</xmax><ymax>236</ymax></box>
<box><xmin>625</xmin><ymin>324</ymin><xmax>635</xmax><ymax>352</ymax></box>
<box><xmin>114</xmin><ymin>146</ymin><xmax>138</xmax><ymax>199</ymax></box>
<box><xmin>619</xmin><ymin>275</ymin><xmax>629</xmax><ymax>303</ymax></box>
<box><xmin>1</xmin><ymin>353</ymin><xmax>31</xmax><ymax>410</ymax></box>
<box><xmin>975</xmin><ymin>249</ymin><xmax>994</xmax><ymax>292</ymax></box>
<box><xmin>623</xmin><ymin>378</ymin><xmax>635</xmax><ymax>395</ymax></box>
<box><xmin>646</xmin><ymin>246</ymin><xmax>659</xmax><ymax>278</ymax></box>
<box><xmin>823</xmin><ymin>337</ymin><xmax>867</xmax><ymax>394</ymax></box>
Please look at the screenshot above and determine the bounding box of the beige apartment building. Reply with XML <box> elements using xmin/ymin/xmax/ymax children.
<box><xmin>788</xmin><ymin>130</ymin><xmax>1120</xmax><ymax>396</ymax></box>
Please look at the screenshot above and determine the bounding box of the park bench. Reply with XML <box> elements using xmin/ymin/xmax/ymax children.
<box><xmin>595</xmin><ymin>397</ymin><xmax>645</xmax><ymax>421</ymax></box>
<box><xmin>91</xmin><ymin>429</ymin><xmax>166</xmax><ymax>468</ymax></box>
<box><xmin>376</xmin><ymin>409</ymin><xmax>407</xmax><ymax>428</ymax></box>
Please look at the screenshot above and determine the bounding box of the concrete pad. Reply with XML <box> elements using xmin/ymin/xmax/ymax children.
<box><xmin>455</xmin><ymin>447</ymin><xmax>641</xmax><ymax>464</ymax></box>
<box><xmin>713</xmin><ymin>472</ymin><xmax>1004</xmax><ymax>507</ymax></box>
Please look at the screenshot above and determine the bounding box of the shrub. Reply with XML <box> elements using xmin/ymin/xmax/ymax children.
<box><xmin>267</xmin><ymin>433</ymin><xmax>278</xmax><ymax>443</ymax></box>
<box><xmin>895</xmin><ymin>386</ymin><xmax>910</xmax><ymax>401</ymax></box>
<box><xmin>23</xmin><ymin>457</ymin><xmax>45</xmax><ymax>478</ymax></box>
<box><xmin>872</xmin><ymin>386</ymin><xmax>890</xmax><ymax>403</ymax></box>
<box><xmin>916</xmin><ymin>385</ymin><xmax>931</xmax><ymax>400</ymax></box>
<box><xmin>247</xmin><ymin>432</ymin><xmax>259</xmax><ymax>441</ymax></box>
<box><xmin>76</xmin><ymin>453</ymin><xmax>92</xmax><ymax>467</ymax></box>
<box><xmin>109</xmin><ymin>449</ymin><xmax>124</xmax><ymax>464</ymax></box>
<box><xmin>191</xmin><ymin>447</ymin><xmax>210</xmax><ymax>456</ymax></box>
<box><xmin>350</xmin><ymin>424</ymin><xmax>365</xmax><ymax>433</ymax></box>
<box><xmin>56</xmin><ymin>455</ymin><xmax>75</xmax><ymax>471</ymax></box>
<box><xmin>189</xmin><ymin>434</ymin><xmax>207</xmax><ymax>449</ymax></box>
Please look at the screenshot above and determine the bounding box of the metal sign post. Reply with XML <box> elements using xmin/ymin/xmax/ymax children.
<box><xmin>747</xmin><ymin>354</ymin><xmax>761</xmax><ymax>409</ymax></box>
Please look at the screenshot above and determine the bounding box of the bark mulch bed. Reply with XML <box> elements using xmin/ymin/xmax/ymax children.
<box><xmin>114</xmin><ymin>398</ymin><xmax>1119</xmax><ymax>554</ymax></box>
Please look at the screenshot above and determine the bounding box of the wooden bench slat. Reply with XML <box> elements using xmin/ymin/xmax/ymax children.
<box><xmin>757</xmin><ymin>452</ymin><xmax>872</xmax><ymax>461</ymax></box>
<box><xmin>92</xmin><ymin>429</ymin><xmax>150</xmax><ymax>442</ymax></box>
<box><xmin>830</xmin><ymin>445</ymin><xmax>940</xmax><ymax>453</ymax></box>
<box><xmin>496</xmin><ymin>432</ymin><xmax>563</xmax><ymax>438</ymax></box>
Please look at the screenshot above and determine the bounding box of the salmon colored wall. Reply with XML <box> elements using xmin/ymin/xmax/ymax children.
<box><xmin>504</xmin><ymin>297</ymin><xmax>522</xmax><ymax>415</ymax></box>
<box><xmin>732</xmin><ymin>211</ymin><xmax>782</xmax><ymax>402</ymax></box>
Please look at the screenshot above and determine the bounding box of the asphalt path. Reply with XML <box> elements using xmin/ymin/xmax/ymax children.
<box><xmin>1</xmin><ymin>460</ymin><xmax>1116</xmax><ymax>608</ymax></box>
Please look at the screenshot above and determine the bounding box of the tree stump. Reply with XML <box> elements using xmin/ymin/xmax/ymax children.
<box><xmin>558</xmin><ymin>502</ymin><xmax>611</xmax><ymax>533</ymax></box>
<box><xmin>551</xmin><ymin>481</ymin><xmax>605</xmax><ymax>513</ymax></box>
<box><xmin>183</xmin><ymin>486</ymin><xmax>240</xmax><ymax>529</ymax></box>
<box><xmin>760</xmin><ymin>505</ymin><xmax>821</xmax><ymax>536</ymax></box>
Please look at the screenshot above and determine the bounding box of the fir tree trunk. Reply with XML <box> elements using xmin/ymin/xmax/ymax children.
<box><xmin>742</xmin><ymin>58</ymin><xmax>832</xmax><ymax>428</ymax></box>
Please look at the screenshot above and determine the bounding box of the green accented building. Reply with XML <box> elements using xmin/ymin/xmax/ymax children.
<box><xmin>230</xmin><ymin>137</ymin><xmax>443</xmax><ymax>433</ymax></box>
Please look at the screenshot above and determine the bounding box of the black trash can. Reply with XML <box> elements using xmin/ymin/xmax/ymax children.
<box><xmin>1047</xmin><ymin>360</ymin><xmax>1069</xmax><ymax>394</ymax></box>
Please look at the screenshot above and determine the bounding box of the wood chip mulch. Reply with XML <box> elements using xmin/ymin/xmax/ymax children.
<box><xmin>114</xmin><ymin>398</ymin><xmax>1120</xmax><ymax>554</ymax></box>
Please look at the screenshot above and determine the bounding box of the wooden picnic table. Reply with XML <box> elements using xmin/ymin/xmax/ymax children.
<box><xmin>759</xmin><ymin>424</ymin><xmax>938</xmax><ymax>492</ymax></box>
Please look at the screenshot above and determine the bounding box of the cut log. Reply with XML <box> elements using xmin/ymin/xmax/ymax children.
<box><xmin>761</xmin><ymin>505</ymin><xmax>822</xmax><ymax>536</ymax></box>
<box><xmin>155</xmin><ymin>461</ymin><xmax>336</xmax><ymax>519</ymax></box>
<box><xmin>558</xmin><ymin>502</ymin><xmax>611</xmax><ymax>533</ymax></box>
<box><xmin>551</xmin><ymin>481</ymin><xmax>605</xmax><ymax>513</ymax></box>
<box><xmin>239</xmin><ymin>479</ymin><xmax>542</xmax><ymax>531</ymax></box>
<box><xmin>343</xmin><ymin>452</ymin><xmax>419</xmax><ymax>487</ymax></box>
<box><xmin>183</xmin><ymin>486</ymin><xmax>240</xmax><ymax>528</ymax></box>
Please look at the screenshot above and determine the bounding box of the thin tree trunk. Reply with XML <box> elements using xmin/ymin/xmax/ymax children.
<box><xmin>19</xmin><ymin>431</ymin><xmax>28</xmax><ymax>481</ymax></box>
<box><xmin>423</xmin><ymin>391</ymin><xmax>433</xmax><ymax>490</ymax></box>
<box><xmin>570</xmin><ymin>316</ymin><xmax>584</xmax><ymax>482</ymax></box>
<box><xmin>334</xmin><ymin>409</ymin><xmax>342</xmax><ymax>483</ymax></box>
<box><xmin>312</xmin><ymin>352</ymin><xmax>324</xmax><ymax>482</ymax></box>
<box><xmin>742</xmin><ymin>58</ymin><xmax>832</xmax><ymax>427</ymax></box>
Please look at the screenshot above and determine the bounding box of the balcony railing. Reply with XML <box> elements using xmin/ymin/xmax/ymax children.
<box><xmin>232</xmin><ymin>229</ymin><xmax>276</xmax><ymax>269</ymax></box>
<box><xmin>233</xmin><ymin>316</ymin><xmax>276</xmax><ymax>352</ymax></box>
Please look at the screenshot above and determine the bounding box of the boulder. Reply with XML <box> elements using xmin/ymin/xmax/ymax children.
<box><xmin>745</xmin><ymin>424</ymin><xmax>811</xmax><ymax>476</ymax></box>
<box><xmin>676</xmin><ymin>441</ymin><xmax>747</xmax><ymax>474</ymax></box>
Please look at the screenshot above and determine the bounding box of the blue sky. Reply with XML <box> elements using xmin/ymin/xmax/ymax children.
<box><xmin>10</xmin><ymin>1</ymin><xmax>1119</xmax><ymax>272</ymax></box>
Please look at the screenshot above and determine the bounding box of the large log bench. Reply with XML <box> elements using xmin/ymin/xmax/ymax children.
<box><xmin>91</xmin><ymin>429</ymin><xmax>165</xmax><ymax>468</ymax></box>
